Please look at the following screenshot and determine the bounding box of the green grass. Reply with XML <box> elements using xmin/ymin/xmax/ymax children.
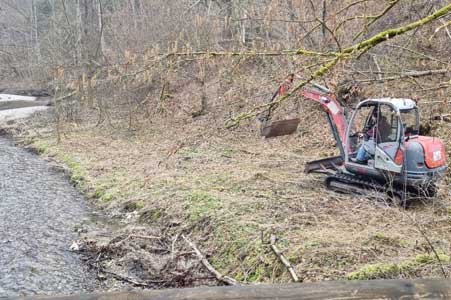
<box><xmin>209</xmin><ymin>223</ymin><xmax>275</xmax><ymax>283</ymax></box>
<box><xmin>347</xmin><ymin>252</ymin><xmax>451</xmax><ymax>280</ymax></box>
<box><xmin>61</xmin><ymin>153</ymin><xmax>87</xmax><ymax>188</ymax></box>
<box><xmin>185</xmin><ymin>191</ymin><xmax>223</xmax><ymax>221</ymax></box>
<box><xmin>31</xmin><ymin>138</ymin><xmax>89</xmax><ymax>192</ymax></box>
<box><xmin>179</xmin><ymin>146</ymin><xmax>203</xmax><ymax>158</ymax></box>
<box><xmin>32</xmin><ymin>139</ymin><xmax>50</xmax><ymax>155</ymax></box>
<box><xmin>123</xmin><ymin>200</ymin><xmax>145</xmax><ymax>212</ymax></box>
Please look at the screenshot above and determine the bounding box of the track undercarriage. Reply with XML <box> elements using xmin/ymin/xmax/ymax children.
<box><xmin>324</xmin><ymin>172</ymin><xmax>437</xmax><ymax>205</ymax></box>
<box><xmin>305</xmin><ymin>156</ymin><xmax>437</xmax><ymax>205</ymax></box>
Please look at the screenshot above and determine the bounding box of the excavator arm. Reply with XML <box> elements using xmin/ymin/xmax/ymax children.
<box><xmin>299</xmin><ymin>88</ymin><xmax>349</xmax><ymax>174</ymax></box>
<box><xmin>260</xmin><ymin>79</ymin><xmax>349</xmax><ymax>173</ymax></box>
<box><xmin>300</xmin><ymin>88</ymin><xmax>347</xmax><ymax>157</ymax></box>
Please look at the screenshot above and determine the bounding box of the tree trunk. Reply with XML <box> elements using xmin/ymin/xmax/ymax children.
<box><xmin>31</xmin><ymin>0</ymin><xmax>40</xmax><ymax>66</ymax></box>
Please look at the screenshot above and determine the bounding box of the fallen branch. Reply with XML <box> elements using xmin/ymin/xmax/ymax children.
<box><xmin>99</xmin><ymin>269</ymin><xmax>165</xmax><ymax>287</ymax></box>
<box><xmin>182</xmin><ymin>234</ymin><xmax>241</xmax><ymax>286</ymax></box>
<box><xmin>358</xmin><ymin>69</ymin><xmax>449</xmax><ymax>83</ymax></box>
<box><xmin>129</xmin><ymin>234</ymin><xmax>161</xmax><ymax>240</ymax></box>
<box><xmin>270</xmin><ymin>234</ymin><xmax>300</xmax><ymax>282</ymax></box>
<box><xmin>54</xmin><ymin>91</ymin><xmax>77</xmax><ymax>102</ymax></box>
<box><xmin>158</xmin><ymin>142</ymin><xmax>185</xmax><ymax>167</ymax></box>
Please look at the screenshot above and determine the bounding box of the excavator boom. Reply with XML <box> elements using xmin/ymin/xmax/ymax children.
<box><xmin>299</xmin><ymin>89</ymin><xmax>348</xmax><ymax>157</ymax></box>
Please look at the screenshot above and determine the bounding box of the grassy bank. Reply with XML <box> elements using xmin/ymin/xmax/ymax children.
<box><xmin>17</xmin><ymin>109</ymin><xmax>451</xmax><ymax>285</ymax></box>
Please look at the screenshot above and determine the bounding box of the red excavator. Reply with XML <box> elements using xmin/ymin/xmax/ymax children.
<box><xmin>260</xmin><ymin>82</ymin><xmax>447</xmax><ymax>201</ymax></box>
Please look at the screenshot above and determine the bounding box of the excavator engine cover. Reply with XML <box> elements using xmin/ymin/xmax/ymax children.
<box><xmin>413</xmin><ymin>136</ymin><xmax>447</xmax><ymax>169</ymax></box>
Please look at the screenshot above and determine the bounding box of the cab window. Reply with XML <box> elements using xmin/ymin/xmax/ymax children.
<box><xmin>377</xmin><ymin>105</ymin><xmax>398</xmax><ymax>143</ymax></box>
<box><xmin>400</xmin><ymin>108</ymin><xmax>419</xmax><ymax>136</ymax></box>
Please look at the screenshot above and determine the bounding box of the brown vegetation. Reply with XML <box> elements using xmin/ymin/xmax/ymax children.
<box><xmin>1</xmin><ymin>0</ymin><xmax>450</xmax><ymax>290</ymax></box>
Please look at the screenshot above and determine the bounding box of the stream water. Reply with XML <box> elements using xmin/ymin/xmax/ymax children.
<box><xmin>0</xmin><ymin>137</ymin><xmax>96</xmax><ymax>297</ymax></box>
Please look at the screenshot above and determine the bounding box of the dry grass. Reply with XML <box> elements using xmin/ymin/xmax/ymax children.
<box><xmin>15</xmin><ymin>103</ymin><xmax>450</xmax><ymax>285</ymax></box>
<box><xmin>3</xmin><ymin>53</ymin><xmax>450</xmax><ymax>286</ymax></box>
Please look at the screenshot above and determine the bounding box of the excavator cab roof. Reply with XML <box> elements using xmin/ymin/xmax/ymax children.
<box><xmin>359</xmin><ymin>98</ymin><xmax>417</xmax><ymax>111</ymax></box>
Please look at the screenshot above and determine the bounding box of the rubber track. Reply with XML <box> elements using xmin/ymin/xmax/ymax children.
<box><xmin>325</xmin><ymin>173</ymin><xmax>395</xmax><ymax>196</ymax></box>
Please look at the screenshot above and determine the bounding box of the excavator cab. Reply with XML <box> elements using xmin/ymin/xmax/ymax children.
<box><xmin>342</xmin><ymin>98</ymin><xmax>446</xmax><ymax>197</ymax></box>
<box><xmin>346</xmin><ymin>99</ymin><xmax>407</xmax><ymax>173</ymax></box>
<box><xmin>294</xmin><ymin>85</ymin><xmax>446</xmax><ymax>199</ymax></box>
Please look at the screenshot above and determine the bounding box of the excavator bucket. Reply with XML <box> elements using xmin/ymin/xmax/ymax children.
<box><xmin>260</xmin><ymin>118</ymin><xmax>300</xmax><ymax>138</ymax></box>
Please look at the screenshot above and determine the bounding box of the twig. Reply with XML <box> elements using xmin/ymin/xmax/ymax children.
<box><xmin>182</xmin><ymin>234</ymin><xmax>241</xmax><ymax>286</ymax></box>
<box><xmin>158</xmin><ymin>142</ymin><xmax>185</xmax><ymax>167</ymax></box>
<box><xmin>54</xmin><ymin>91</ymin><xmax>77</xmax><ymax>102</ymax></box>
<box><xmin>358</xmin><ymin>69</ymin><xmax>449</xmax><ymax>83</ymax></box>
<box><xmin>387</xmin><ymin>44</ymin><xmax>447</xmax><ymax>64</ymax></box>
<box><xmin>171</xmin><ymin>233</ymin><xmax>180</xmax><ymax>261</ymax></box>
<box><xmin>269</xmin><ymin>234</ymin><xmax>300</xmax><ymax>282</ymax></box>
<box><xmin>129</xmin><ymin>234</ymin><xmax>161</xmax><ymax>240</ymax></box>
<box><xmin>372</xmin><ymin>55</ymin><xmax>383</xmax><ymax>81</ymax></box>
<box><xmin>353</xmin><ymin>0</ymin><xmax>402</xmax><ymax>41</ymax></box>
<box><xmin>100</xmin><ymin>269</ymin><xmax>165</xmax><ymax>287</ymax></box>
<box><xmin>315</xmin><ymin>17</ymin><xmax>342</xmax><ymax>51</ymax></box>
<box><xmin>430</xmin><ymin>19</ymin><xmax>451</xmax><ymax>40</ymax></box>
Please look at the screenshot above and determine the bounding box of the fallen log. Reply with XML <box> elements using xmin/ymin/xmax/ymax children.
<box><xmin>7</xmin><ymin>279</ymin><xmax>451</xmax><ymax>300</ymax></box>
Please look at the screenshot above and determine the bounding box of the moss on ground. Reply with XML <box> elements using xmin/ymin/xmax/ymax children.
<box><xmin>209</xmin><ymin>223</ymin><xmax>274</xmax><ymax>283</ymax></box>
<box><xmin>347</xmin><ymin>253</ymin><xmax>451</xmax><ymax>280</ymax></box>
<box><xmin>347</xmin><ymin>262</ymin><xmax>414</xmax><ymax>280</ymax></box>
<box><xmin>139</xmin><ymin>208</ymin><xmax>166</xmax><ymax>224</ymax></box>
<box><xmin>123</xmin><ymin>200</ymin><xmax>145</xmax><ymax>212</ymax></box>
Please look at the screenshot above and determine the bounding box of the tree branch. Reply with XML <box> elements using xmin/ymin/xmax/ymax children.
<box><xmin>225</xmin><ymin>3</ymin><xmax>451</xmax><ymax>128</ymax></box>
<box><xmin>353</xmin><ymin>0</ymin><xmax>402</xmax><ymax>41</ymax></box>
<box><xmin>358</xmin><ymin>68</ymin><xmax>449</xmax><ymax>83</ymax></box>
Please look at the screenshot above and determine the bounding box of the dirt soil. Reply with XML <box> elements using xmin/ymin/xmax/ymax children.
<box><xmin>1</xmin><ymin>93</ymin><xmax>450</xmax><ymax>291</ymax></box>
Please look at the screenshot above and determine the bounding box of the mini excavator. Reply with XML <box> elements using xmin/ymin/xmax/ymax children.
<box><xmin>260</xmin><ymin>81</ymin><xmax>447</xmax><ymax>201</ymax></box>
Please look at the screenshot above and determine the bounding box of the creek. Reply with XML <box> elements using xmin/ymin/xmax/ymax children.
<box><xmin>0</xmin><ymin>137</ymin><xmax>96</xmax><ymax>297</ymax></box>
